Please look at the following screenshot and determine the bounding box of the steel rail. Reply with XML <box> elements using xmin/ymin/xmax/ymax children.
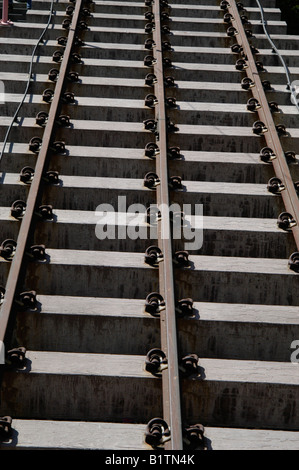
<box><xmin>227</xmin><ymin>0</ymin><xmax>299</xmax><ymax>250</ymax></box>
<box><xmin>151</xmin><ymin>0</ymin><xmax>183</xmax><ymax>450</ymax></box>
<box><xmin>0</xmin><ymin>0</ymin><xmax>83</xmax><ymax>353</ymax></box>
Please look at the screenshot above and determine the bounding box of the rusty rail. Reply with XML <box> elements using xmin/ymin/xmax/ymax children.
<box><xmin>0</xmin><ymin>0</ymin><xmax>13</xmax><ymax>26</ymax></box>
<box><xmin>0</xmin><ymin>0</ymin><xmax>83</xmax><ymax>357</ymax></box>
<box><xmin>226</xmin><ymin>0</ymin><xmax>299</xmax><ymax>251</ymax></box>
<box><xmin>151</xmin><ymin>0</ymin><xmax>183</xmax><ymax>450</ymax></box>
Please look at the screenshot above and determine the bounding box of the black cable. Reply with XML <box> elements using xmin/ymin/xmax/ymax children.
<box><xmin>255</xmin><ymin>0</ymin><xmax>299</xmax><ymax>112</ymax></box>
<box><xmin>0</xmin><ymin>0</ymin><xmax>56</xmax><ymax>165</ymax></box>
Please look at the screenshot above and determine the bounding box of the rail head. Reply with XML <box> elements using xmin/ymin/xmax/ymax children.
<box><xmin>150</xmin><ymin>0</ymin><xmax>183</xmax><ymax>451</ymax></box>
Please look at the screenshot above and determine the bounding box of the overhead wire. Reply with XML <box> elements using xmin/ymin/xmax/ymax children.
<box><xmin>0</xmin><ymin>0</ymin><xmax>56</xmax><ymax>165</ymax></box>
<box><xmin>255</xmin><ymin>0</ymin><xmax>299</xmax><ymax>113</ymax></box>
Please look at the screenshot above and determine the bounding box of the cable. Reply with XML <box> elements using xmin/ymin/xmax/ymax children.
<box><xmin>0</xmin><ymin>0</ymin><xmax>56</xmax><ymax>165</ymax></box>
<box><xmin>255</xmin><ymin>0</ymin><xmax>299</xmax><ymax>113</ymax></box>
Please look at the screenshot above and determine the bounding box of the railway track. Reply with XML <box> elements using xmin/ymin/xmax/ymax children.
<box><xmin>0</xmin><ymin>0</ymin><xmax>299</xmax><ymax>451</ymax></box>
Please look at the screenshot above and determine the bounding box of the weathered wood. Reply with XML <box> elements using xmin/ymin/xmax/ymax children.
<box><xmin>0</xmin><ymin>0</ymin><xmax>299</xmax><ymax>450</ymax></box>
